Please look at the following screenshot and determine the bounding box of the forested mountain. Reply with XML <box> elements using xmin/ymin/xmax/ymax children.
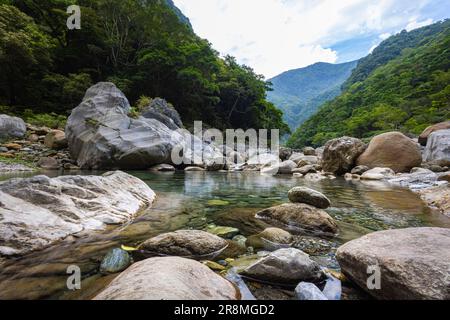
<box><xmin>267</xmin><ymin>61</ymin><xmax>357</xmax><ymax>130</ymax></box>
<box><xmin>287</xmin><ymin>19</ymin><xmax>450</xmax><ymax>148</ymax></box>
<box><xmin>0</xmin><ymin>0</ymin><xmax>289</xmax><ymax>134</ymax></box>
<box><xmin>343</xmin><ymin>21</ymin><xmax>450</xmax><ymax>89</ymax></box>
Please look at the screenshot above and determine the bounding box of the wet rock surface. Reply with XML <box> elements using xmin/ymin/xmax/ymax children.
<box><xmin>255</xmin><ymin>203</ymin><xmax>338</xmax><ymax>235</ymax></box>
<box><xmin>241</xmin><ymin>248</ymin><xmax>323</xmax><ymax>285</ymax></box>
<box><xmin>94</xmin><ymin>257</ymin><xmax>238</xmax><ymax>300</ymax></box>
<box><xmin>139</xmin><ymin>230</ymin><xmax>229</xmax><ymax>258</ymax></box>
<box><xmin>288</xmin><ymin>187</ymin><xmax>331</xmax><ymax>209</ymax></box>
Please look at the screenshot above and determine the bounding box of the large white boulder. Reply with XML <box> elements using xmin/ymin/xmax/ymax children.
<box><xmin>0</xmin><ymin>171</ymin><xmax>155</xmax><ymax>256</ymax></box>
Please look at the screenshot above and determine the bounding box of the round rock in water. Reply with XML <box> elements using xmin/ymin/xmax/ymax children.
<box><xmin>246</xmin><ymin>228</ymin><xmax>293</xmax><ymax>250</ymax></box>
<box><xmin>100</xmin><ymin>248</ymin><xmax>132</xmax><ymax>274</ymax></box>
<box><xmin>139</xmin><ymin>230</ymin><xmax>228</xmax><ymax>259</ymax></box>
<box><xmin>241</xmin><ymin>248</ymin><xmax>323</xmax><ymax>284</ymax></box>
<box><xmin>256</xmin><ymin>203</ymin><xmax>338</xmax><ymax>235</ymax></box>
<box><xmin>295</xmin><ymin>282</ymin><xmax>328</xmax><ymax>300</ymax></box>
<box><xmin>288</xmin><ymin>187</ymin><xmax>331</xmax><ymax>209</ymax></box>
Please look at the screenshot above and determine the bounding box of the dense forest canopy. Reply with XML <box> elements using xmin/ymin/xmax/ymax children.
<box><xmin>287</xmin><ymin>20</ymin><xmax>450</xmax><ymax>148</ymax></box>
<box><xmin>0</xmin><ymin>0</ymin><xmax>289</xmax><ymax>134</ymax></box>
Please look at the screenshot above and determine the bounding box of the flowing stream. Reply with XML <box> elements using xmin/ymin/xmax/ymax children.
<box><xmin>0</xmin><ymin>171</ymin><xmax>449</xmax><ymax>300</ymax></box>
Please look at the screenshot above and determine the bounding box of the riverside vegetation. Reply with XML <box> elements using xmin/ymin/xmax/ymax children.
<box><xmin>0</xmin><ymin>0</ymin><xmax>449</xmax><ymax>302</ymax></box>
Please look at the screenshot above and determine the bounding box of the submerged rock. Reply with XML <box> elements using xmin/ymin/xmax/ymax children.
<box><xmin>336</xmin><ymin>227</ymin><xmax>450</xmax><ymax>300</ymax></box>
<box><xmin>321</xmin><ymin>137</ymin><xmax>366</xmax><ymax>175</ymax></box>
<box><xmin>0</xmin><ymin>171</ymin><xmax>156</xmax><ymax>256</ymax></box>
<box><xmin>246</xmin><ymin>228</ymin><xmax>293</xmax><ymax>251</ymax></box>
<box><xmin>139</xmin><ymin>230</ymin><xmax>228</xmax><ymax>259</ymax></box>
<box><xmin>256</xmin><ymin>203</ymin><xmax>338</xmax><ymax>235</ymax></box>
<box><xmin>288</xmin><ymin>187</ymin><xmax>331</xmax><ymax>209</ymax></box>
<box><xmin>206</xmin><ymin>225</ymin><xmax>240</xmax><ymax>239</ymax></box>
<box><xmin>0</xmin><ymin>114</ymin><xmax>26</xmax><ymax>140</ymax></box>
<box><xmin>100</xmin><ymin>248</ymin><xmax>132</xmax><ymax>274</ymax></box>
<box><xmin>148</xmin><ymin>163</ymin><xmax>176</xmax><ymax>172</ymax></box>
<box><xmin>357</xmin><ymin>132</ymin><xmax>422</xmax><ymax>173</ymax></box>
<box><xmin>94</xmin><ymin>257</ymin><xmax>238</xmax><ymax>300</ymax></box>
<box><xmin>184</xmin><ymin>166</ymin><xmax>206</xmax><ymax>172</ymax></box>
<box><xmin>295</xmin><ymin>282</ymin><xmax>328</xmax><ymax>300</ymax></box>
<box><xmin>241</xmin><ymin>248</ymin><xmax>323</xmax><ymax>285</ymax></box>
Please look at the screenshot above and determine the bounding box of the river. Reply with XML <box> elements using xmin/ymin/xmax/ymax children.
<box><xmin>0</xmin><ymin>171</ymin><xmax>449</xmax><ymax>299</ymax></box>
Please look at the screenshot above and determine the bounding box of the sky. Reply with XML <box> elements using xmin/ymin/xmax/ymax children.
<box><xmin>173</xmin><ymin>0</ymin><xmax>450</xmax><ymax>78</ymax></box>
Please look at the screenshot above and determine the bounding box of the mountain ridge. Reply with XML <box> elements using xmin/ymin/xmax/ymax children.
<box><xmin>267</xmin><ymin>60</ymin><xmax>358</xmax><ymax>130</ymax></box>
<box><xmin>287</xmin><ymin>19</ymin><xmax>450</xmax><ymax>148</ymax></box>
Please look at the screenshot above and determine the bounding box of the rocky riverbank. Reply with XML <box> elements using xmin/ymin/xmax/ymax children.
<box><xmin>0</xmin><ymin>171</ymin><xmax>156</xmax><ymax>256</ymax></box>
<box><xmin>0</xmin><ymin>83</ymin><xmax>449</xmax><ymax>300</ymax></box>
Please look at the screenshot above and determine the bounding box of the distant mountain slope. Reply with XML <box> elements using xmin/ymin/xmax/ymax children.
<box><xmin>267</xmin><ymin>61</ymin><xmax>357</xmax><ymax>130</ymax></box>
<box><xmin>343</xmin><ymin>21</ymin><xmax>449</xmax><ymax>89</ymax></box>
<box><xmin>164</xmin><ymin>0</ymin><xmax>193</xmax><ymax>30</ymax></box>
<box><xmin>287</xmin><ymin>20</ymin><xmax>450</xmax><ymax>149</ymax></box>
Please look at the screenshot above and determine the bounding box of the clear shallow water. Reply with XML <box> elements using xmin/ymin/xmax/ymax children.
<box><xmin>0</xmin><ymin>171</ymin><xmax>449</xmax><ymax>300</ymax></box>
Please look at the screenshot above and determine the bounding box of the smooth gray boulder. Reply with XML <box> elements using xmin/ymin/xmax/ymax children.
<box><xmin>241</xmin><ymin>248</ymin><xmax>323</xmax><ymax>284</ymax></box>
<box><xmin>295</xmin><ymin>282</ymin><xmax>328</xmax><ymax>300</ymax></box>
<box><xmin>0</xmin><ymin>171</ymin><xmax>155</xmax><ymax>256</ymax></box>
<box><xmin>288</xmin><ymin>187</ymin><xmax>331</xmax><ymax>209</ymax></box>
<box><xmin>141</xmin><ymin>98</ymin><xmax>183</xmax><ymax>130</ymax></box>
<box><xmin>94</xmin><ymin>257</ymin><xmax>238</xmax><ymax>300</ymax></box>
<box><xmin>66</xmin><ymin>82</ymin><xmax>184</xmax><ymax>169</ymax></box>
<box><xmin>336</xmin><ymin>227</ymin><xmax>450</xmax><ymax>300</ymax></box>
<box><xmin>0</xmin><ymin>114</ymin><xmax>26</xmax><ymax>140</ymax></box>
<box><xmin>424</xmin><ymin>129</ymin><xmax>450</xmax><ymax>166</ymax></box>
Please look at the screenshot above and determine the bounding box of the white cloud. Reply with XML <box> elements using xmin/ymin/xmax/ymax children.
<box><xmin>173</xmin><ymin>0</ymin><xmax>446</xmax><ymax>78</ymax></box>
<box><xmin>379</xmin><ymin>33</ymin><xmax>392</xmax><ymax>40</ymax></box>
<box><xmin>405</xmin><ymin>18</ymin><xmax>434</xmax><ymax>31</ymax></box>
